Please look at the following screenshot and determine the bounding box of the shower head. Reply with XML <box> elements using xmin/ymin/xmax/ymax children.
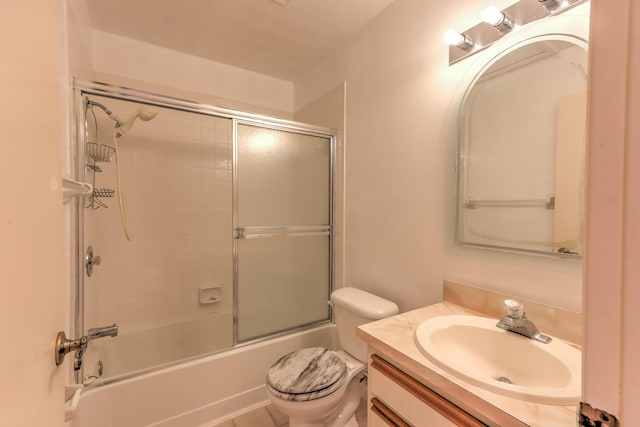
<box><xmin>87</xmin><ymin>99</ymin><xmax>158</xmax><ymax>138</ymax></box>
<box><xmin>116</xmin><ymin>107</ymin><xmax>158</xmax><ymax>137</ymax></box>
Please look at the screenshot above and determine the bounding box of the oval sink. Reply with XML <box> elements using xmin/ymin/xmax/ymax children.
<box><xmin>415</xmin><ymin>315</ymin><xmax>581</xmax><ymax>405</ymax></box>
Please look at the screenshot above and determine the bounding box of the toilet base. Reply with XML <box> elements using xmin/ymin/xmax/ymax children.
<box><xmin>343</xmin><ymin>414</ymin><xmax>359</xmax><ymax>427</ymax></box>
<box><xmin>289</xmin><ymin>413</ymin><xmax>357</xmax><ymax>427</ymax></box>
<box><xmin>286</xmin><ymin>377</ymin><xmax>362</xmax><ymax>427</ymax></box>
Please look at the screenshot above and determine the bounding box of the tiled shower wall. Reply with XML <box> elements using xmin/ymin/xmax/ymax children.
<box><xmin>83</xmin><ymin>96</ymin><xmax>233</xmax><ymax>375</ymax></box>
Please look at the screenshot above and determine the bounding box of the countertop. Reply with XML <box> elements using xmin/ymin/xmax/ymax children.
<box><xmin>357</xmin><ymin>302</ymin><xmax>578</xmax><ymax>427</ymax></box>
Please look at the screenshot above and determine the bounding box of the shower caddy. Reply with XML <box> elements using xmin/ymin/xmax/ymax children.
<box><xmin>63</xmin><ymin>98</ymin><xmax>117</xmax><ymax>208</ymax></box>
<box><xmin>85</xmin><ymin>141</ymin><xmax>115</xmax><ymax>209</ymax></box>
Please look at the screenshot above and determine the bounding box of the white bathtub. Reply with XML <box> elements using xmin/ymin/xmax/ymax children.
<box><xmin>68</xmin><ymin>324</ymin><xmax>337</xmax><ymax>427</ymax></box>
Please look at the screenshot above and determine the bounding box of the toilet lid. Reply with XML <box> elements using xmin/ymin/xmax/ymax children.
<box><xmin>267</xmin><ymin>347</ymin><xmax>347</xmax><ymax>401</ymax></box>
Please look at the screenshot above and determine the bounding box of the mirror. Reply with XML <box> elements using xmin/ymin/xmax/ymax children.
<box><xmin>457</xmin><ymin>36</ymin><xmax>587</xmax><ymax>257</ymax></box>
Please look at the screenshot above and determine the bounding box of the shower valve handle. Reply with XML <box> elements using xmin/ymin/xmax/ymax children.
<box><xmin>85</xmin><ymin>246</ymin><xmax>101</xmax><ymax>277</ymax></box>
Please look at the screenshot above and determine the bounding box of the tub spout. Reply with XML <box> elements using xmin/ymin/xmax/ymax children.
<box><xmin>88</xmin><ymin>324</ymin><xmax>118</xmax><ymax>340</ymax></box>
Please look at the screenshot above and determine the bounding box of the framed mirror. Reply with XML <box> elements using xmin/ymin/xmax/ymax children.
<box><xmin>456</xmin><ymin>35</ymin><xmax>587</xmax><ymax>257</ymax></box>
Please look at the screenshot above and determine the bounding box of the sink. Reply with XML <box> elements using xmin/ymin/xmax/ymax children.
<box><xmin>415</xmin><ymin>315</ymin><xmax>581</xmax><ymax>405</ymax></box>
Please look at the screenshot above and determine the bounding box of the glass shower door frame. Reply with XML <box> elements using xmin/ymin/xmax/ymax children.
<box><xmin>71</xmin><ymin>79</ymin><xmax>337</xmax><ymax>384</ymax></box>
<box><xmin>232</xmin><ymin>118</ymin><xmax>336</xmax><ymax>345</ymax></box>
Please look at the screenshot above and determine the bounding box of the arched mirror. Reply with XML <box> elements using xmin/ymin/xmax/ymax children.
<box><xmin>457</xmin><ymin>35</ymin><xmax>587</xmax><ymax>257</ymax></box>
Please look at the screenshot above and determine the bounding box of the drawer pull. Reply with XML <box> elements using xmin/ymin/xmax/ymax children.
<box><xmin>371</xmin><ymin>397</ymin><xmax>411</xmax><ymax>427</ymax></box>
<box><xmin>371</xmin><ymin>354</ymin><xmax>488</xmax><ymax>427</ymax></box>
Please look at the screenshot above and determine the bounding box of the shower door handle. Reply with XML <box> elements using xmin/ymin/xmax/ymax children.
<box><xmin>234</xmin><ymin>226</ymin><xmax>330</xmax><ymax>240</ymax></box>
<box><xmin>234</xmin><ymin>228</ymin><xmax>246</xmax><ymax>239</ymax></box>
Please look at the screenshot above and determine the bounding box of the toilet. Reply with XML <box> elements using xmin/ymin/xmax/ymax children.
<box><xmin>266</xmin><ymin>287</ymin><xmax>399</xmax><ymax>427</ymax></box>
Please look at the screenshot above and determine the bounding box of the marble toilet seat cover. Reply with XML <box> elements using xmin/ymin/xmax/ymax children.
<box><xmin>267</xmin><ymin>347</ymin><xmax>347</xmax><ymax>401</ymax></box>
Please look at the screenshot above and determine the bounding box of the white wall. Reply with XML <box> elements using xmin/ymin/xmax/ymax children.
<box><xmin>92</xmin><ymin>30</ymin><xmax>295</xmax><ymax>118</ymax></box>
<box><xmin>67</xmin><ymin>0</ymin><xmax>95</xmax><ymax>81</ymax></box>
<box><xmin>294</xmin><ymin>0</ymin><xmax>587</xmax><ymax>312</ymax></box>
<box><xmin>0</xmin><ymin>1</ymin><xmax>67</xmax><ymax>426</ymax></box>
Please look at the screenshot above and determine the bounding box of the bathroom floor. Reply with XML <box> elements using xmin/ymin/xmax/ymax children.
<box><xmin>209</xmin><ymin>404</ymin><xmax>288</xmax><ymax>427</ymax></box>
<box><xmin>209</xmin><ymin>395</ymin><xmax>368</xmax><ymax>427</ymax></box>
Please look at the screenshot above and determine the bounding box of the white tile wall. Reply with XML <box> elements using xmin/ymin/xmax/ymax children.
<box><xmin>83</xmin><ymin>96</ymin><xmax>233</xmax><ymax>376</ymax></box>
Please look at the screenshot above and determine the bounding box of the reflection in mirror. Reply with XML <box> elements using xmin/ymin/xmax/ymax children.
<box><xmin>457</xmin><ymin>37</ymin><xmax>587</xmax><ymax>256</ymax></box>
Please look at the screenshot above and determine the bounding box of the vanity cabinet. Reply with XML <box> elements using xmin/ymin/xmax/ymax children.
<box><xmin>368</xmin><ymin>354</ymin><xmax>487</xmax><ymax>427</ymax></box>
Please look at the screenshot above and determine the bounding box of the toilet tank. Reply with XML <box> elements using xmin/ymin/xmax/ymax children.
<box><xmin>330</xmin><ymin>287</ymin><xmax>399</xmax><ymax>362</ymax></box>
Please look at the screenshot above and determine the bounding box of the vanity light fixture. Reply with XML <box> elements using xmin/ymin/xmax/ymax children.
<box><xmin>481</xmin><ymin>6</ymin><xmax>514</xmax><ymax>33</ymax></box>
<box><xmin>444</xmin><ymin>0</ymin><xmax>587</xmax><ymax>66</ymax></box>
<box><xmin>537</xmin><ymin>0</ymin><xmax>561</xmax><ymax>12</ymax></box>
<box><xmin>443</xmin><ymin>29</ymin><xmax>475</xmax><ymax>51</ymax></box>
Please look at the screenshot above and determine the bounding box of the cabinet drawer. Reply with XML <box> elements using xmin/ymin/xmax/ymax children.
<box><xmin>369</xmin><ymin>354</ymin><xmax>487</xmax><ymax>427</ymax></box>
<box><xmin>370</xmin><ymin>397</ymin><xmax>411</xmax><ymax>427</ymax></box>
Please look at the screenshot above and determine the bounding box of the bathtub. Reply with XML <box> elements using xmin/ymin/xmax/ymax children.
<box><xmin>83</xmin><ymin>313</ymin><xmax>236</xmax><ymax>380</ymax></box>
<box><xmin>67</xmin><ymin>324</ymin><xmax>337</xmax><ymax>427</ymax></box>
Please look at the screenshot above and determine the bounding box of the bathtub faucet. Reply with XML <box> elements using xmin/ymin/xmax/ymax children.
<box><xmin>496</xmin><ymin>300</ymin><xmax>551</xmax><ymax>344</ymax></box>
<box><xmin>88</xmin><ymin>324</ymin><xmax>118</xmax><ymax>340</ymax></box>
<box><xmin>55</xmin><ymin>323</ymin><xmax>118</xmax><ymax>371</ymax></box>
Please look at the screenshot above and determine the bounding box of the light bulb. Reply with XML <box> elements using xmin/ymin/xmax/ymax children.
<box><xmin>481</xmin><ymin>6</ymin><xmax>505</xmax><ymax>26</ymax></box>
<box><xmin>481</xmin><ymin>6</ymin><xmax>514</xmax><ymax>33</ymax></box>
<box><xmin>443</xmin><ymin>30</ymin><xmax>464</xmax><ymax>46</ymax></box>
<box><xmin>442</xmin><ymin>29</ymin><xmax>474</xmax><ymax>51</ymax></box>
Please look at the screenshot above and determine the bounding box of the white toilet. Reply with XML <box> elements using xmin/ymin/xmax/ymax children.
<box><xmin>266</xmin><ymin>287</ymin><xmax>399</xmax><ymax>427</ymax></box>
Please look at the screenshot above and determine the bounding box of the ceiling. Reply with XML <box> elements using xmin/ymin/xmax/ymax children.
<box><xmin>86</xmin><ymin>0</ymin><xmax>396</xmax><ymax>81</ymax></box>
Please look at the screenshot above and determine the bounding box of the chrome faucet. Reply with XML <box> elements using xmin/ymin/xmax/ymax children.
<box><xmin>55</xmin><ymin>323</ymin><xmax>118</xmax><ymax>371</ymax></box>
<box><xmin>496</xmin><ymin>300</ymin><xmax>551</xmax><ymax>344</ymax></box>
<box><xmin>88</xmin><ymin>324</ymin><xmax>118</xmax><ymax>340</ymax></box>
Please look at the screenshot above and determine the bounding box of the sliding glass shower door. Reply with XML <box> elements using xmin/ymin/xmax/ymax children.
<box><xmin>235</xmin><ymin>122</ymin><xmax>333</xmax><ymax>342</ymax></box>
<box><xmin>74</xmin><ymin>82</ymin><xmax>336</xmax><ymax>383</ymax></box>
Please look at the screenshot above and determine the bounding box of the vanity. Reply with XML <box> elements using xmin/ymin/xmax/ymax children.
<box><xmin>357</xmin><ymin>281</ymin><xmax>581</xmax><ymax>427</ymax></box>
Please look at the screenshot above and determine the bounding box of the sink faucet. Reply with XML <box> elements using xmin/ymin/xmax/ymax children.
<box><xmin>496</xmin><ymin>300</ymin><xmax>551</xmax><ymax>344</ymax></box>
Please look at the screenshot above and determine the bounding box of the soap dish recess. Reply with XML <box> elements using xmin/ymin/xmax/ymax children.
<box><xmin>199</xmin><ymin>286</ymin><xmax>221</xmax><ymax>304</ymax></box>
